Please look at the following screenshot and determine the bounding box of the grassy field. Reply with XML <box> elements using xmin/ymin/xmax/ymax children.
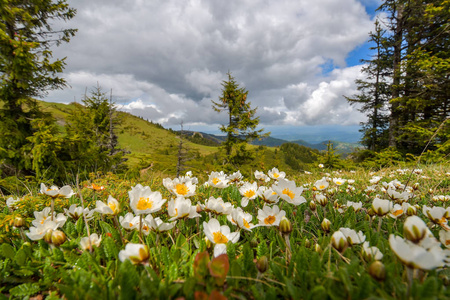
<box><xmin>1</xmin><ymin>162</ymin><xmax>449</xmax><ymax>298</ymax></box>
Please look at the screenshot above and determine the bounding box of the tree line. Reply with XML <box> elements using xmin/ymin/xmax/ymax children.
<box><xmin>346</xmin><ymin>0</ymin><xmax>449</xmax><ymax>156</ymax></box>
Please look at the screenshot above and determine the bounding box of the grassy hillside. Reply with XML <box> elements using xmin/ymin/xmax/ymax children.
<box><xmin>37</xmin><ymin>101</ymin><xmax>219</xmax><ymax>174</ymax></box>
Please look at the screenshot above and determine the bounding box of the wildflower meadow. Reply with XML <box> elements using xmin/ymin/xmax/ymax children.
<box><xmin>1</xmin><ymin>165</ymin><xmax>450</xmax><ymax>299</ymax></box>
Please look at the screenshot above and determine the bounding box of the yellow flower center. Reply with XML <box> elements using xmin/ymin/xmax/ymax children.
<box><xmin>244</xmin><ymin>190</ymin><xmax>255</xmax><ymax>198</ymax></box>
<box><xmin>137</xmin><ymin>197</ymin><xmax>153</xmax><ymax>210</ymax></box>
<box><xmin>393</xmin><ymin>209</ymin><xmax>403</xmax><ymax>217</ymax></box>
<box><xmin>108</xmin><ymin>201</ymin><xmax>117</xmax><ymax>213</ymax></box>
<box><xmin>212</xmin><ymin>177</ymin><xmax>220</xmax><ymax>185</ymax></box>
<box><xmin>336</xmin><ymin>181</ymin><xmax>342</xmax><ymax>185</ymax></box>
<box><xmin>213</xmin><ymin>231</ymin><xmax>229</xmax><ymax>244</ymax></box>
<box><xmin>273</xmin><ymin>173</ymin><xmax>279</xmax><ymax>178</ymax></box>
<box><xmin>142</xmin><ymin>224</ymin><xmax>149</xmax><ymax>231</ymax></box>
<box><xmin>175</xmin><ymin>183</ymin><xmax>189</xmax><ymax>195</ymax></box>
<box><xmin>129</xmin><ymin>222</ymin><xmax>133</xmax><ymax>227</ymax></box>
<box><xmin>319</xmin><ymin>185</ymin><xmax>325</xmax><ymax>190</ymax></box>
<box><xmin>282</xmin><ymin>188</ymin><xmax>295</xmax><ymax>200</ymax></box>
<box><xmin>243</xmin><ymin>219</ymin><xmax>250</xmax><ymax>228</ymax></box>
<box><xmin>264</xmin><ymin>215</ymin><xmax>276</xmax><ymax>225</ymax></box>
<box><xmin>439</xmin><ymin>217</ymin><xmax>447</xmax><ymax>225</ymax></box>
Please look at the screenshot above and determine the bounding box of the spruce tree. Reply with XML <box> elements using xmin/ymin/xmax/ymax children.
<box><xmin>0</xmin><ymin>1</ymin><xmax>76</xmax><ymax>176</ymax></box>
<box><xmin>212</xmin><ymin>72</ymin><xmax>267</xmax><ymax>166</ymax></box>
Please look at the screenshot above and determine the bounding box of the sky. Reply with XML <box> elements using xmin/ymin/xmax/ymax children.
<box><xmin>46</xmin><ymin>0</ymin><xmax>383</xmax><ymax>142</ymax></box>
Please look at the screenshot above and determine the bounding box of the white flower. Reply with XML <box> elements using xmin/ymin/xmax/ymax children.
<box><xmin>200</xmin><ymin>196</ymin><xmax>233</xmax><ymax>215</ymax></box>
<box><xmin>369</xmin><ymin>176</ymin><xmax>382</xmax><ymax>185</ymax></box>
<box><xmin>439</xmin><ymin>230</ymin><xmax>450</xmax><ymax>248</ymax></box>
<box><xmin>31</xmin><ymin>207</ymin><xmax>66</xmax><ymax>228</ymax></box>
<box><xmin>213</xmin><ymin>244</ymin><xmax>228</xmax><ymax>258</ymax></box>
<box><xmin>64</xmin><ymin>204</ymin><xmax>94</xmax><ymax>221</ymax></box>
<box><xmin>258</xmin><ymin>186</ymin><xmax>280</xmax><ymax>204</ymax></box>
<box><xmin>208</xmin><ymin>171</ymin><xmax>230</xmax><ymax>188</ymax></box>
<box><xmin>362</xmin><ymin>242</ymin><xmax>383</xmax><ymax>261</ymax></box>
<box><xmin>339</xmin><ymin>228</ymin><xmax>366</xmax><ymax>245</ymax></box>
<box><xmin>389</xmin><ymin>203</ymin><xmax>404</xmax><ymax>219</ymax></box>
<box><xmin>387</xmin><ymin>187</ymin><xmax>412</xmax><ymax>203</ymax></box>
<box><xmin>403</xmin><ymin>216</ymin><xmax>432</xmax><ymax>243</ymax></box>
<box><xmin>423</xmin><ymin>205</ymin><xmax>449</xmax><ymax>229</ymax></box>
<box><xmin>80</xmin><ymin>233</ymin><xmax>102</xmax><ymax>251</ymax></box>
<box><xmin>372</xmin><ymin>197</ymin><xmax>393</xmax><ymax>216</ymax></box>
<box><xmin>254</xmin><ymin>170</ymin><xmax>270</xmax><ymax>183</ymax></box>
<box><xmin>163</xmin><ymin>177</ymin><xmax>196</xmax><ymax>198</ymax></box>
<box><xmin>314</xmin><ymin>178</ymin><xmax>329</xmax><ymax>191</ymax></box>
<box><xmin>26</xmin><ymin>220</ymin><xmax>59</xmax><ymax>241</ymax></box>
<box><xmin>332</xmin><ymin>178</ymin><xmax>346</xmax><ymax>186</ymax></box>
<box><xmin>389</xmin><ymin>234</ymin><xmax>447</xmax><ymax>270</ymax></box>
<box><xmin>318</xmin><ymin>164</ymin><xmax>324</xmax><ymax>169</ymax></box>
<box><xmin>6</xmin><ymin>197</ymin><xmax>21</xmax><ymax>208</ymax></box>
<box><xmin>346</xmin><ymin>201</ymin><xmax>363</xmax><ymax>212</ymax></box>
<box><xmin>227</xmin><ymin>171</ymin><xmax>243</xmax><ymax>184</ymax></box>
<box><xmin>95</xmin><ymin>195</ymin><xmax>120</xmax><ymax>215</ymax></box>
<box><xmin>227</xmin><ymin>207</ymin><xmax>259</xmax><ymax>231</ymax></box>
<box><xmin>268</xmin><ymin>167</ymin><xmax>286</xmax><ymax>180</ymax></box>
<box><xmin>144</xmin><ymin>215</ymin><xmax>176</xmax><ymax>232</ymax></box>
<box><xmin>40</xmin><ymin>183</ymin><xmax>74</xmax><ymax>198</ymax></box>
<box><xmin>257</xmin><ymin>205</ymin><xmax>286</xmax><ymax>226</ymax></box>
<box><xmin>129</xmin><ymin>184</ymin><xmax>166</xmax><ymax>215</ymax></box>
<box><xmin>203</xmin><ymin>218</ymin><xmax>240</xmax><ymax>245</ymax></box>
<box><xmin>119</xmin><ymin>212</ymin><xmax>138</xmax><ymax>230</ymax></box>
<box><xmin>167</xmin><ymin>196</ymin><xmax>199</xmax><ymax>221</ymax></box>
<box><xmin>272</xmin><ymin>179</ymin><xmax>306</xmax><ymax>206</ymax></box>
<box><xmin>331</xmin><ymin>231</ymin><xmax>348</xmax><ymax>252</ymax></box>
<box><xmin>239</xmin><ymin>181</ymin><xmax>259</xmax><ymax>207</ymax></box>
<box><xmin>118</xmin><ymin>243</ymin><xmax>150</xmax><ymax>264</ymax></box>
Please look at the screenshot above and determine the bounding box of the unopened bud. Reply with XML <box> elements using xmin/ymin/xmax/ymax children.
<box><xmin>304</xmin><ymin>238</ymin><xmax>311</xmax><ymax>248</ymax></box>
<box><xmin>256</xmin><ymin>256</ymin><xmax>269</xmax><ymax>273</ymax></box>
<box><xmin>331</xmin><ymin>231</ymin><xmax>348</xmax><ymax>253</ymax></box>
<box><xmin>14</xmin><ymin>216</ymin><xmax>25</xmax><ymax>228</ymax></box>
<box><xmin>44</xmin><ymin>229</ymin><xmax>54</xmax><ymax>244</ymax></box>
<box><xmin>316</xmin><ymin>194</ymin><xmax>328</xmax><ymax>206</ymax></box>
<box><xmin>309</xmin><ymin>201</ymin><xmax>317</xmax><ymax>211</ymax></box>
<box><xmin>314</xmin><ymin>243</ymin><xmax>322</xmax><ymax>253</ymax></box>
<box><xmin>406</xmin><ymin>205</ymin><xmax>417</xmax><ymax>216</ymax></box>
<box><xmin>279</xmin><ymin>217</ymin><xmax>293</xmax><ymax>235</ymax></box>
<box><xmin>368</xmin><ymin>261</ymin><xmax>386</xmax><ymax>281</ymax></box>
<box><xmin>321</xmin><ymin>218</ymin><xmax>331</xmax><ymax>232</ymax></box>
<box><xmin>196</xmin><ymin>204</ymin><xmax>202</xmax><ymax>214</ymax></box>
<box><xmin>51</xmin><ymin>230</ymin><xmax>66</xmax><ymax>246</ymax></box>
<box><xmin>367</xmin><ymin>208</ymin><xmax>375</xmax><ymax>217</ymax></box>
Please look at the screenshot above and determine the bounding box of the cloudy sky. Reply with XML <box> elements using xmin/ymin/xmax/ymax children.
<box><xmin>46</xmin><ymin>0</ymin><xmax>382</xmax><ymax>141</ymax></box>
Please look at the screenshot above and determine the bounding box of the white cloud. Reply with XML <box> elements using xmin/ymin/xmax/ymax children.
<box><xmin>45</xmin><ymin>0</ymin><xmax>379</xmax><ymax>130</ymax></box>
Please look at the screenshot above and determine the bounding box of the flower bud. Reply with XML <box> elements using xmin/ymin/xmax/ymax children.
<box><xmin>304</xmin><ymin>238</ymin><xmax>311</xmax><ymax>248</ymax></box>
<box><xmin>309</xmin><ymin>201</ymin><xmax>317</xmax><ymax>211</ymax></box>
<box><xmin>44</xmin><ymin>229</ymin><xmax>54</xmax><ymax>244</ymax></box>
<box><xmin>403</xmin><ymin>216</ymin><xmax>428</xmax><ymax>243</ymax></box>
<box><xmin>367</xmin><ymin>208</ymin><xmax>375</xmax><ymax>217</ymax></box>
<box><xmin>314</xmin><ymin>243</ymin><xmax>322</xmax><ymax>253</ymax></box>
<box><xmin>406</xmin><ymin>205</ymin><xmax>417</xmax><ymax>216</ymax></box>
<box><xmin>256</xmin><ymin>256</ymin><xmax>269</xmax><ymax>273</ymax></box>
<box><xmin>51</xmin><ymin>230</ymin><xmax>66</xmax><ymax>246</ymax></box>
<box><xmin>14</xmin><ymin>216</ymin><xmax>25</xmax><ymax>228</ymax></box>
<box><xmin>368</xmin><ymin>261</ymin><xmax>386</xmax><ymax>281</ymax></box>
<box><xmin>316</xmin><ymin>193</ymin><xmax>328</xmax><ymax>207</ymax></box>
<box><xmin>196</xmin><ymin>204</ymin><xmax>202</xmax><ymax>214</ymax></box>
<box><xmin>279</xmin><ymin>217</ymin><xmax>293</xmax><ymax>235</ymax></box>
<box><xmin>331</xmin><ymin>231</ymin><xmax>348</xmax><ymax>253</ymax></box>
<box><xmin>321</xmin><ymin>218</ymin><xmax>331</xmax><ymax>232</ymax></box>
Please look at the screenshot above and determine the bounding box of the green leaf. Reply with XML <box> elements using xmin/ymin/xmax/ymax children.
<box><xmin>208</xmin><ymin>254</ymin><xmax>229</xmax><ymax>286</ymax></box>
<box><xmin>9</xmin><ymin>283</ymin><xmax>40</xmax><ymax>297</ymax></box>
<box><xmin>76</xmin><ymin>217</ymin><xmax>84</xmax><ymax>235</ymax></box>
<box><xmin>103</xmin><ymin>236</ymin><xmax>118</xmax><ymax>260</ymax></box>
<box><xmin>14</xmin><ymin>248</ymin><xmax>27</xmax><ymax>266</ymax></box>
<box><xmin>0</xmin><ymin>243</ymin><xmax>15</xmax><ymax>259</ymax></box>
<box><xmin>168</xmin><ymin>262</ymin><xmax>179</xmax><ymax>282</ymax></box>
